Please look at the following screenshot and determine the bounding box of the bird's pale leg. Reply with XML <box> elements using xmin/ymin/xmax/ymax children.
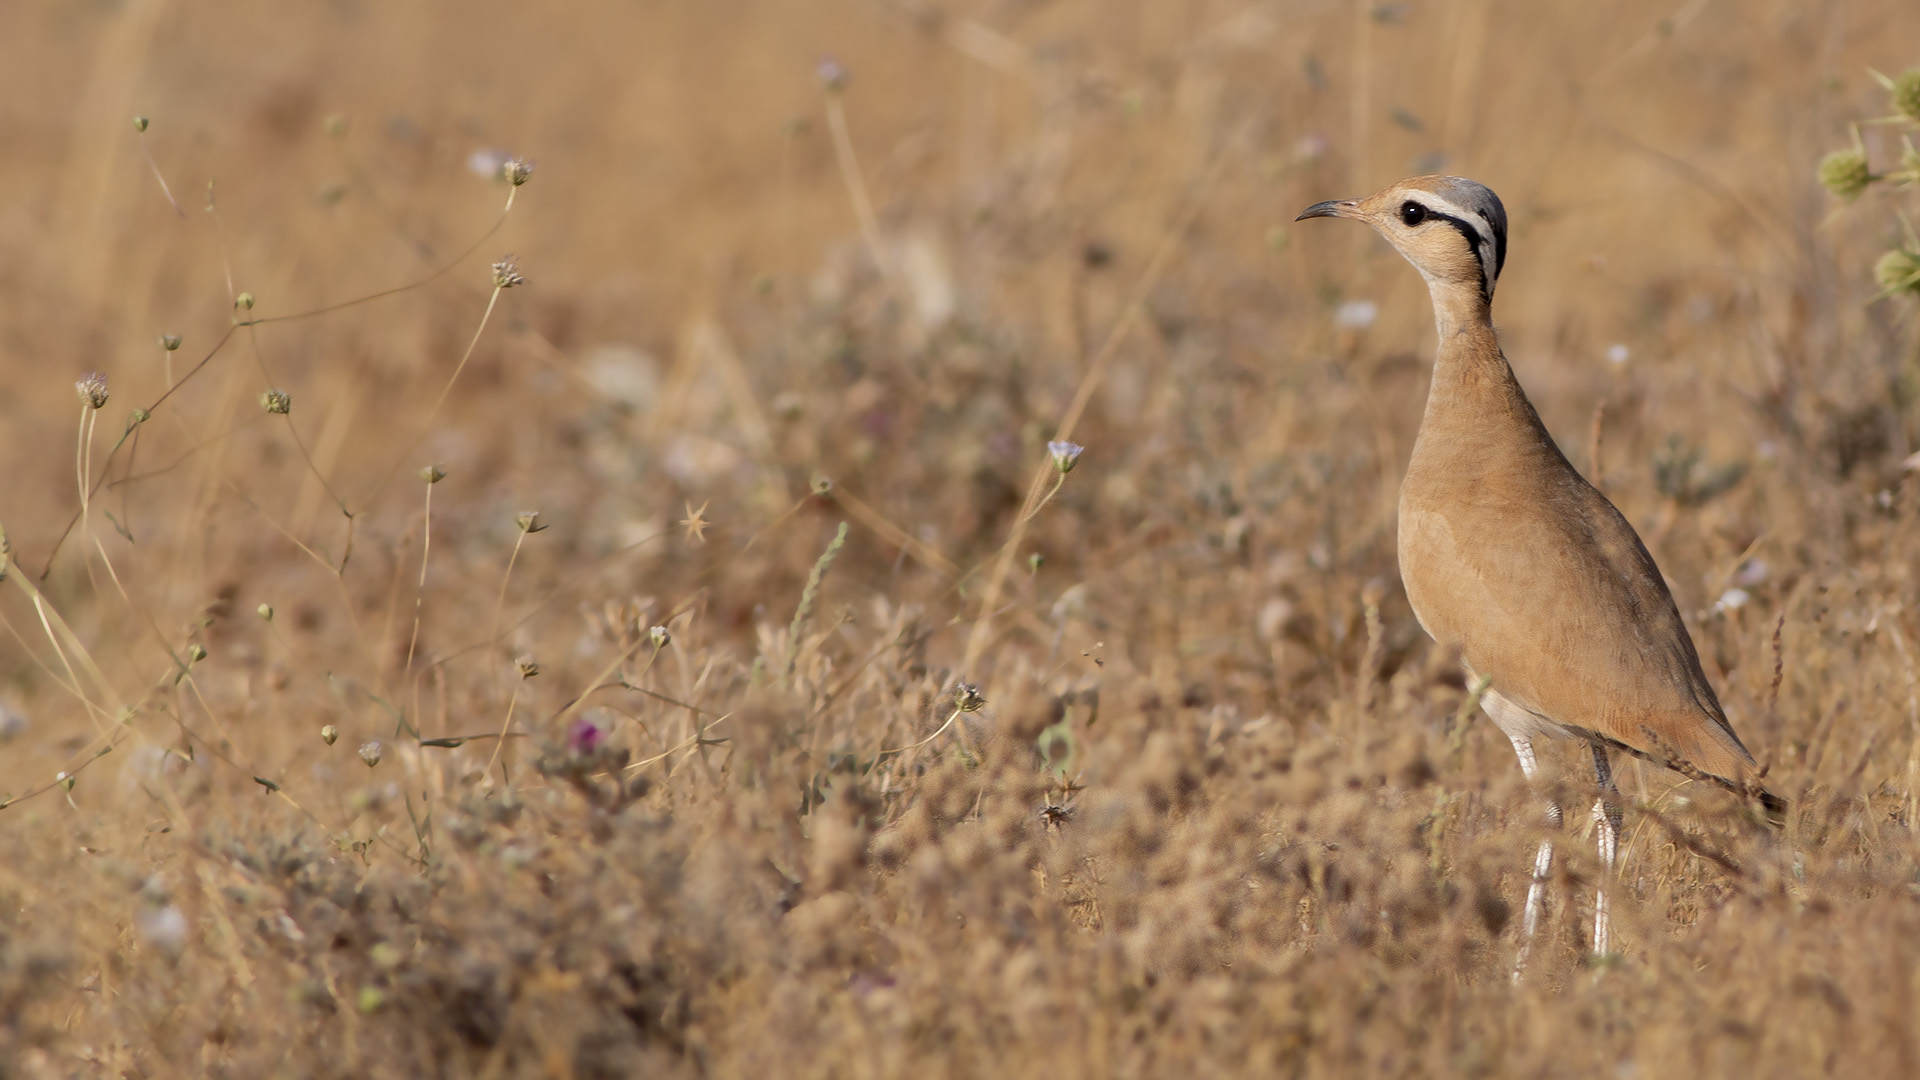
<box><xmin>1509</xmin><ymin>734</ymin><xmax>1562</xmax><ymax>980</ymax></box>
<box><xmin>1590</xmin><ymin>743</ymin><xmax>1623</xmax><ymax>957</ymax></box>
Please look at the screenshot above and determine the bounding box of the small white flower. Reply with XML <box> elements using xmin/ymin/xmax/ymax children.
<box><xmin>491</xmin><ymin>256</ymin><xmax>524</xmax><ymax>289</ymax></box>
<box><xmin>467</xmin><ymin>148</ymin><xmax>512</xmax><ymax>179</ymax></box>
<box><xmin>136</xmin><ymin>904</ymin><xmax>189</xmax><ymax>956</ymax></box>
<box><xmin>1605</xmin><ymin>344</ymin><xmax>1630</xmax><ymax>365</ymax></box>
<box><xmin>1714</xmin><ymin>588</ymin><xmax>1750</xmax><ymax>614</ymax></box>
<box><xmin>1334</xmin><ymin>300</ymin><xmax>1378</xmax><ymax>330</ymax></box>
<box><xmin>1047</xmin><ymin>440</ymin><xmax>1085</xmax><ymax>474</ymax></box>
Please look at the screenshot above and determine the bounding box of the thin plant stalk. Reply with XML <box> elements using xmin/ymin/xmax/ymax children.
<box><xmin>481</xmin><ymin>680</ymin><xmax>525</xmax><ymax>785</ymax></box>
<box><xmin>136</xmin><ymin>123</ymin><xmax>186</xmax><ymax>218</ymax></box>
<box><xmin>401</xmin><ymin>478</ymin><xmax>437</xmax><ymax>737</ymax></box>
<box><xmin>364</xmin><ymin>283</ymin><xmax>506</xmax><ymax>505</ymax></box>
<box><xmin>39</xmin><ymin>171</ymin><xmax>524</xmax><ymax>578</ymax></box>
<box><xmin>823</xmin><ymin>92</ymin><xmax>893</xmax><ymax>293</ymax></box>
<box><xmin>959</xmin><ymin>147</ymin><xmax>1229</xmax><ymax>677</ymax></box>
<box><xmin>477</xmin><ymin>525</ymin><xmax>540</xmax><ymax>783</ymax></box>
<box><xmin>487</xmin><ymin>525</ymin><xmax>533</xmax><ymax>687</ymax></box>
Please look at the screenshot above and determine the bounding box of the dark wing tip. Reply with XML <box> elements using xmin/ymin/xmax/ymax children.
<box><xmin>1757</xmin><ymin>787</ymin><xmax>1787</xmax><ymax>828</ymax></box>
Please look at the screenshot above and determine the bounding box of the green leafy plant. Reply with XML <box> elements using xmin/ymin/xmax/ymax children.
<box><xmin>1821</xmin><ymin>67</ymin><xmax>1920</xmax><ymax>299</ymax></box>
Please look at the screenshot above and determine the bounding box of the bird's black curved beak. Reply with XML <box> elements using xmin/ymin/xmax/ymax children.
<box><xmin>1295</xmin><ymin>199</ymin><xmax>1357</xmax><ymax>221</ymax></box>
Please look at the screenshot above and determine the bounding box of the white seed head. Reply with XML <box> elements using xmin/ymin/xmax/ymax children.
<box><xmin>76</xmin><ymin>372</ymin><xmax>110</xmax><ymax>410</ymax></box>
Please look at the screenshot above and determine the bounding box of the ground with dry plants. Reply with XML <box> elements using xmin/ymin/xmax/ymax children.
<box><xmin>0</xmin><ymin>2</ymin><xmax>1918</xmax><ymax>1077</ymax></box>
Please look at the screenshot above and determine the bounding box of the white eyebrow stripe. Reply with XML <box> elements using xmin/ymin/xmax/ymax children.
<box><xmin>1411</xmin><ymin>192</ymin><xmax>1500</xmax><ymax>297</ymax></box>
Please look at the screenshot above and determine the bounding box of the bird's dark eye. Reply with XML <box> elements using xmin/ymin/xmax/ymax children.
<box><xmin>1400</xmin><ymin>201</ymin><xmax>1427</xmax><ymax>226</ymax></box>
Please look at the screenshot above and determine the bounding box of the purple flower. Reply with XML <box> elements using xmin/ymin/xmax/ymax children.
<box><xmin>567</xmin><ymin>718</ymin><xmax>604</xmax><ymax>755</ymax></box>
<box><xmin>816</xmin><ymin>56</ymin><xmax>849</xmax><ymax>91</ymax></box>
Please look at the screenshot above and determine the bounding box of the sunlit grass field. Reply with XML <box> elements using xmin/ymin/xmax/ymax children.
<box><xmin>1</xmin><ymin>1</ymin><xmax>1918</xmax><ymax>1075</ymax></box>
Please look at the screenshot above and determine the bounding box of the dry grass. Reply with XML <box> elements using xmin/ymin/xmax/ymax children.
<box><xmin>1</xmin><ymin>1</ymin><xmax>1918</xmax><ymax>1076</ymax></box>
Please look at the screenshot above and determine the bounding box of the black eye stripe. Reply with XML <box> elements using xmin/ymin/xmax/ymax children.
<box><xmin>1424</xmin><ymin>210</ymin><xmax>1495</xmax><ymax>302</ymax></box>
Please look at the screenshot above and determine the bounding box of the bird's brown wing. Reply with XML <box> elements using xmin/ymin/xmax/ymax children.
<box><xmin>1401</xmin><ymin>463</ymin><xmax>1760</xmax><ymax>788</ymax></box>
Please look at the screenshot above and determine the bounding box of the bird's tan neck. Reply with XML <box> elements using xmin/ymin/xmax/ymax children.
<box><xmin>1408</xmin><ymin>287</ymin><xmax>1561</xmax><ymax>483</ymax></box>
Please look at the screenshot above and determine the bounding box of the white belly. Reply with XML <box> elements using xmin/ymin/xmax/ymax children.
<box><xmin>1477</xmin><ymin>682</ymin><xmax>1572</xmax><ymax>744</ymax></box>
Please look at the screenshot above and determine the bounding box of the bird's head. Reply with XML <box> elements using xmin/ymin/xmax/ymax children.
<box><xmin>1297</xmin><ymin>176</ymin><xmax>1509</xmax><ymax>305</ymax></box>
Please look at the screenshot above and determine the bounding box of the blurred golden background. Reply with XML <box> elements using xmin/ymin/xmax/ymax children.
<box><xmin>0</xmin><ymin>1</ymin><xmax>1917</xmax><ymax>1075</ymax></box>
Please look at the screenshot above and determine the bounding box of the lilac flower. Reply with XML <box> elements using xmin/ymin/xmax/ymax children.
<box><xmin>568</xmin><ymin>718</ymin><xmax>605</xmax><ymax>755</ymax></box>
<box><xmin>816</xmin><ymin>56</ymin><xmax>849</xmax><ymax>91</ymax></box>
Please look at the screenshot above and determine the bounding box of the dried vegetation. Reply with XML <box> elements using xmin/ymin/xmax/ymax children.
<box><xmin>0</xmin><ymin>2</ymin><xmax>1918</xmax><ymax>1076</ymax></box>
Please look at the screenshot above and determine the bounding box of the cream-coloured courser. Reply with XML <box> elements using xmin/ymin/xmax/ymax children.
<box><xmin>1297</xmin><ymin>176</ymin><xmax>1782</xmax><ymax>963</ymax></box>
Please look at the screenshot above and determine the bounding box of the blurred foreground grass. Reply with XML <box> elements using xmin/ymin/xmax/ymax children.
<box><xmin>0</xmin><ymin>2</ymin><xmax>1918</xmax><ymax>1076</ymax></box>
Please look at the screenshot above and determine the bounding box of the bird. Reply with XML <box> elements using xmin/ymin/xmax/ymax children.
<box><xmin>1295</xmin><ymin>176</ymin><xmax>1782</xmax><ymax>968</ymax></box>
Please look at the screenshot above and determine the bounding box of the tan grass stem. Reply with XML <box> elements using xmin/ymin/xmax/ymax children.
<box><xmin>134</xmin><ymin>123</ymin><xmax>185</xmax><ymax>218</ymax></box>
<box><xmin>824</xmin><ymin>91</ymin><xmax>894</xmax><ymax>295</ymax></box>
<box><xmin>362</xmin><ymin>284</ymin><xmax>506</xmax><ymax>506</ymax></box>
<box><xmin>487</xmin><ymin>524</ymin><xmax>535</xmax><ymax>692</ymax></box>
<box><xmin>240</xmin><ymin>184</ymin><xmax>523</xmax><ymax>328</ymax></box>
<box><xmin>481</xmin><ymin>679</ymin><xmax>526</xmax><ymax>785</ymax></box>
<box><xmin>399</xmin><ymin>474</ymin><xmax>440</xmax><ymax>738</ymax></box>
<box><xmin>960</xmin><ymin>149</ymin><xmax>1228</xmax><ymax>676</ymax></box>
<box><xmin>825</xmin><ymin>487</ymin><xmax>958</xmax><ymax>578</ymax></box>
<box><xmin>877</xmin><ymin>703</ymin><xmax>965</xmax><ymax>757</ymax></box>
